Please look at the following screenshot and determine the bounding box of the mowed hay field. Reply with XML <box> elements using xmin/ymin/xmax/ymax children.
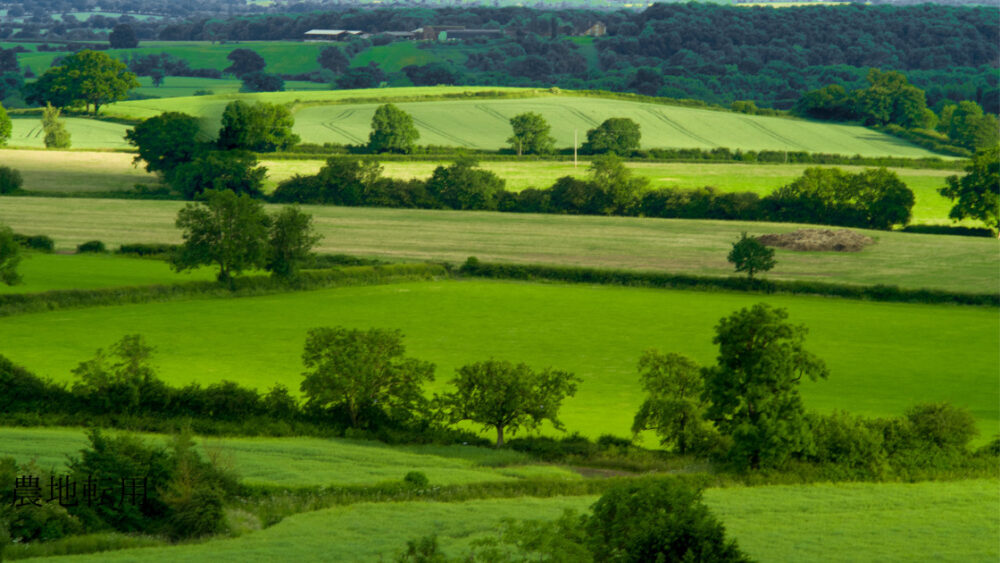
<box><xmin>0</xmin><ymin>149</ymin><xmax>160</xmax><ymax>192</ymax></box>
<box><xmin>22</xmin><ymin>480</ymin><xmax>999</xmax><ymax>562</ymax></box>
<box><xmin>1</xmin><ymin>198</ymin><xmax>996</xmax><ymax>292</ymax></box>
<box><xmin>1</xmin><ymin>279</ymin><xmax>996</xmax><ymax>440</ymax></box>
<box><xmin>102</xmin><ymin>87</ymin><xmax>943</xmax><ymax>157</ymax></box>
<box><xmin>0</xmin><ymin>427</ymin><xmax>575</xmax><ymax>488</ymax></box>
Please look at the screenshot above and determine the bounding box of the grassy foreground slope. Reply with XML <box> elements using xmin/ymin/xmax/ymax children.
<box><xmin>34</xmin><ymin>480</ymin><xmax>1000</xmax><ymax>562</ymax></box>
<box><xmin>1</xmin><ymin>198</ymin><xmax>995</xmax><ymax>292</ymax></box>
<box><xmin>0</xmin><ymin>427</ymin><xmax>575</xmax><ymax>487</ymax></box>
<box><xmin>104</xmin><ymin>87</ymin><xmax>943</xmax><ymax>157</ymax></box>
<box><xmin>1</xmin><ymin>280</ymin><xmax>996</xmax><ymax>439</ymax></box>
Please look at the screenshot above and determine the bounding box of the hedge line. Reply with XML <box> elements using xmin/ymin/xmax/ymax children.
<box><xmin>458</xmin><ymin>258</ymin><xmax>998</xmax><ymax>307</ymax></box>
<box><xmin>0</xmin><ymin>263</ymin><xmax>447</xmax><ymax>317</ymax></box>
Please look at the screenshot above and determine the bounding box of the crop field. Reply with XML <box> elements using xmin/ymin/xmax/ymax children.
<box><xmin>0</xmin><ymin>149</ymin><xmax>160</xmax><ymax>192</ymax></box>
<box><xmin>1</xmin><ymin>198</ymin><xmax>996</xmax><ymax>292</ymax></box>
<box><xmin>7</xmin><ymin>116</ymin><xmax>133</xmax><ymax>150</ymax></box>
<box><xmin>0</xmin><ymin>427</ymin><xmax>574</xmax><ymax>487</ymax></box>
<box><xmin>0</xmin><ymin>253</ymin><xmax>215</xmax><ymax>294</ymax></box>
<box><xmin>260</xmin><ymin>159</ymin><xmax>962</xmax><ymax>224</ymax></box>
<box><xmin>1</xmin><ymin>279</ymin><xmax>996</xmax><ymax>440</ymax></box>
<box><xmin>26</xmin><ymin>479</ymin><xmax>998</xmax><ymax>562</ymax></box>
<box><xmin>130</xmin><ymin>76</ymin><xmax>330</xmax><ymax>99</ymax></box>
<box><xmin>101</xmin><ymin>87</ymin><xmax>944</xmax><ymax>157</ymax></box>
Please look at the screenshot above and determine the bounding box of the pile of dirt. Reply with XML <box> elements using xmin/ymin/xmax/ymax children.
<box><xmin>756</xmin><ymin>229</ymin><xmax>875</xmax><ymax>252</ymax></box>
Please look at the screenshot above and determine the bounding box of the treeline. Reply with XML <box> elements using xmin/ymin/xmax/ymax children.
<box><xmin>271</xmin><ymin>155</ymin><xmax>918</xmax><ymax>231</ymax></box>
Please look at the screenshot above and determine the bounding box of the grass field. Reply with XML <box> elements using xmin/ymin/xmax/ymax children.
<box><xmin>260</xmin><ymin>159</ymin><xmax>963</xmax><ymax>224</ymax></box>
<box><xmin>130</xmin><ymin>75</ymin><xmax>330</xmax><ymax>99</ymax></box>
<box><xmin>7</xmin><ymin>116</ymin><xmax>133</xmax><ymax>149</ymax></box>
<box><xmin>0</xmin><ymin>149</ymin><xmax>160</xmax><ymax>192</ymax></box>
<box><xmin>101</xmin><ymin>87</ymin><xmax>944</xmax><ymax>157</ymax></box>
<box><xmin>0</xmin><ymin>427</ymin><xmax>576</xmax><ymax>487</ymax></box>
<box><xmin>0</xmin><ymin>253</ymin><xmax>215</xmax><ymax>294</ymax></box>
<box><xmin>30</xmin><ymin>479</ymin><xmax>999</xmax><ymax>562</ymax></box>
<box><xmin>1</xmin><ymin>197</ymin><xmax>995</xmax><ymax>292</ymax></box>
<box><xmin>0</xmin><ymin>279</ymin><xmax>995</xmax><ymax>440</ymax></box>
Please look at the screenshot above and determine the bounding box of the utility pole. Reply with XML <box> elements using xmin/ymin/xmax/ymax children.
<box><xmin>574</xmin><ymin>129</ymin><xmax>578</xmax><ymax>169</ymax></box>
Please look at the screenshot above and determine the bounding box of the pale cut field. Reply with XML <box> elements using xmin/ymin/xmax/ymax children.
<box><xmin>0</xmin><ymin>197</ymin><xmax>995</xmax><ymax>293</ymax></box>
<box><xmin>7</xmin><ymin>116</ymin><xmax>133</xmax><ymax>150</ymax></box>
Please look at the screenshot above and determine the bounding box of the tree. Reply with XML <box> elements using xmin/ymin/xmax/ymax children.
<box><xmin>271</xmin><ymin>157</ymin><xmax>383</xmax><ymax>205</ymax></box>
<box><xmin>947</xmin><ymin>101</ymin><xmax>1000</xmax><ymax>150</ymax></box>
<box><xmin>317</xmin><ymin>46</ymin><xmax>349</xmax><ymax>73</ymax></box>
<box><xmin>438</xmin><ymin>359</ymin><xmax>580</xmax><ymax>447</ymax></box>
<box><xmin>125</xmin><ymin>112</ymin><xmax>203</xmax><ymax>178</ymax></box>
<box><xmin>853</xmin><ymin>69</ymin><xmax>930</xmax><ymax>128</ymax></box>
<box><xmin>507</xmin><ymin>112</ymin><xmax>555</xmax><ymax>156</ymax></box>
<box><xmin>0</xmin><ymin>166</ymin><xmax>21</xmax><ymax>194</ymax></box>
<box><xmin>224</xmin><ymin>48</ymin><xmax>265</xmax><ymax>78</ymax></box>
<box><xmin>425</xmin><ymin>156</ymin><xmax>506</xmax><ymax>210</ymax></box>
<box><xmin>108</xmin><ymin>23</ymin><xmax>139</xmax><ymax>49</ymax></box>
<box><xmin>367</xmin><ymin>103</ymin><xmax>419</xmax><ymax>154</ymax></box>
<box><xmin>267</xmin><ymin>206</ymin><xmax>321</xmax><ymax>280</ymax></box>
<box><xmin>583</xmin><ymin>117</ymin><xmax>641</xmax><ymax>155</ymax></box>
<box><xmin>149</xmin><ymin>68</ymin><xmax>165</xmax><ymax>87</ymax></box>
<box><xmin>42</xmin><ymin>103</ymin><xmax>71</xmax><ymax>148</ymax></box>
<box><xmin>0</xmin><ymin>102</ymin><xmax>9</xmax><ymax>147</ymax></box>
<box><xmin>30</xmin><ymin>50</ymin><xmax>140</xmax><ymax>115</ymax></box>
<box><xmin>702</xmin><ymin>303</ymin><xmax>829</xmax><ymax>470</ymax></box>
<box><xmin>172</xmin><ymin>189</ymin><xmax>270</xmax><ymax>283</ymax></box>
<box><xmin>632</xmin><ymin>351</ymin><xmax>714</xmax><ymax>455</ymax></box>
<box><xmin>586</xmin><ymin>478</ymin><xmax>751</xmax><ymax>563</ymax></box>
<box><xmin>939</xmin><ymin>145</ymin><xmax>1000</xmax><ymax>233</ymax></box>
<box><xmin>336</xmin><ymin>62</ymin><xmax>385</xmax><ymax>89</ymax></box>
<box><xmin>240</xmin><ymin>71</ymin><xmax>284</xmax><ymax>93</ymax></box>
<box><xmin>70</xmin><ymin>334</ymin><xmax>166</xmax><ymax>415</ymax></box>
<box><xmin>217</xmin><ymin>100</ymin><xmax>299</xmax><ymax>152</ymax></box>
<box><xmin>588</xmin><ymin>153</ymin><xmax>647</xmax><ymax>214</ymax></box>
<box><xmin>300</xmin><ymin>326</ymin><xmax>435</xmax><ymax>428</ymax></box>
<box><xmin>169</xmin><ymin>150</ymin><xmax>266</xmax><ymax>199</ymax></box>
<box><xmin>0</xmin><ymin>224</ymin><xmax>22</xmax><ymax>286</ymax></box>
<box><xmin>727</xmin><ymin>232</ymin><xmax>775</xmax><ymax>281</ymax></box>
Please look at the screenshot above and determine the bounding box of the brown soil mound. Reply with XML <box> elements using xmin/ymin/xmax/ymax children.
<box><xmin>756</xmin><ymin>229</ymin><xmax>875</xmax><ymax>252</ymax></box>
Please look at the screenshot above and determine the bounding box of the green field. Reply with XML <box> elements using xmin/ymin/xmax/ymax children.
<box><xmin>0</xmin><ymin>253</ymin><xmax>215</xmax><ymax>294</ymax></box>
<box><xmin>0</xmin><ymin>149</ymin><xmax>160</xmax><ymax>192</ymax></box>
<box><xmin>26</xmin><ymin>479</ymin><xmax>999</xmax><ymax>562</ymax></box>
<box><xmin>101</xmin><ymin>87</ymin><xmax>944</xmax><ymax>157</ymax></box>
<box><xmin>0</xmin><ymin>427</ymin><xmax>576</xmax><ymax>487</ymax></box>
<box><xmin>1</xmin><ymin>279</ymin><xmax>996</xmax><ymax>440</ymax></box>
<box><xmin>1</xmin><ymin>198</ymin><xmax>995</xmax><ymax>292</ymax></box>
<box><xmin>7</xmin><ymin>116</ymin><xmax>133</xmax><ymax>150</ymax></box>
<box><xmin>130</xmin><ymin>75</ymin><xmax>330</xmax><ymax>99</ymax></box>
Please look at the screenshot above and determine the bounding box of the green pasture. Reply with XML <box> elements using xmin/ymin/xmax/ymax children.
<box><xmin>260</xmin><ymin>159</ymin><xmax>962</xmax><ymax>224</ymax></box>
<box><xmin>0</xmin><ymin>149</ymin><xmax>160</xmax><ymax>192</ymax></box>
<box><xmin>6</xmin><ymin>116</ymin><xmax>132</xmax><ymax>150</ymax></box>
<box><xmin>35</xmin><ymin>480</ymin><xmax>999</xmax><ymax>562</ymax></box>
<box><xmin>130</xmin><ymin>75</ymin><xmax>330</xmax><ymax>99</ymax></box>
<box><xmin>0</xmin><ymin>427</ymin><xmax>575</xmax><ymax>487</ymax></box>
<box><xmin>0</xmin><ymin>279</ymin><xmax>995</xmax><ymax>441</ymax></box>
<box><xmin>1</xmin><ymin>197</ymin><xmax>995</xmax><ymax>292</ymax></box>
<box><xmin>101</xmin><ymin>87</ymin><xmax>943</xmax><ymax>157</ymax></box>
<box><xmin>0</xmin><ymin>253</ymin><xmax>215</xmax><ymax>294</ymax></box>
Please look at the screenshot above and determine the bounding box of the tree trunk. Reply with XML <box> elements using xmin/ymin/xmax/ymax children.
<box><xmin>495</xmin><ymin>425</ymin><xmax>504</xmax><ymax>447</ymax></box>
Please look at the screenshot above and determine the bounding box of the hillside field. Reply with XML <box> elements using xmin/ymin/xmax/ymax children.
<box><xmin>17</xmin><ymin>480</ymin><xmax>997</xmax><ymax>562</ymax></box>
<box><xmin>1</xmin><ymin>198</ymin><xmax>995</xmax><ymax>292</ymax></box>
<box><xmin>0</xmin><ymin>253</ymin><xmax>215</xmax><ymax>294</ymax></box>
<box><xmin>100</xmin><ymin>87</ymin><xmax>945</xmax><ymax>157</ymax></box>
<box><xmin>1</xmin><ymin>279</ymin><xmax>995</xmax><ymax>440</ymax></box>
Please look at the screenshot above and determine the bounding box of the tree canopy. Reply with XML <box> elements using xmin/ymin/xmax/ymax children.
<box><xmin>367</xmin><ymin>103</ymin><xmax>419</xmax><ymax>154</ymax></box>
<box><xmin>939</xmin><ymin>145</ymin><xmax>1000</xmax><ymax>233</ymax></box>
<box><xmin>631</xmin><ymin>351</ymin><xmax>714</xmax><ymax>455</ymax></box>
<box><xmin>108</xmin><ymin>23</ymin><xmax>139</xmax><ymax>48</ymax></box>
<box><xmin>169</xmin><ymin>150</ymin><xmax>266</xmax><ymax>200</ymax></box>
<box><xmin>125</xmin><ymin>112</ymin><xmax>204</xmax><ymax>178</ymax></box>
<box><xmin>583</xmin><ymin>118</ymin><xmax>641</xmax><ymax>155</ymax></box>
<box><xmin>224</xmin><ymin>48</ymin><xmax>266</xmax><ymax>78</ymax></box>
<box><xmin>426</xmin><ymin>157</ymin><xmax>506</xmax><ymax>211</ymax></box>
<box><xmin>727</xmin><ymin>232</ymin><xmax>776</xmax><ymax>280</ymax></box>
<box><xmin>26</xmin><ymin>50</ymin><xmax>139</xmax><ymax>115</ymax></box>
<box><xmin>507</xmin><ymin>112</ymin><xmax>556</xmax><ymax>156</ymax></box>
<box><xmin>217</xmin><ymin>101</ymin><xmax>299</xmax><ymax>152</ymax></box>
<box><xmin>267</xmin><ymin>206</ymin><xmax>321</xmax><ymax>280</ymax></box>
<box><xmin>0</xmin><ymin>224</ymin><xmax>22</xmax><ymax>286</ymax></box>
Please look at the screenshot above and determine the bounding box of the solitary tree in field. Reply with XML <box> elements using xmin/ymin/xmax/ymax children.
<box><xmin>172</xmin><ymin>189</ymin><xmax>270</xmax><ymax>283</ymax></box>
<box><xmin>0</xmin><ymin>224</ymin><xmax>22</xmax><ymax>285</ymax></box>
<box><xmin>27</xmin><ymin>50</ymin><xmax>139</xmax><ymax>114</ymax></box>
<box><xmin>703</xmin><ymin>303</ymin><xmax>828</xmax><ymax>469</ymax></box>
<box><xmin>42</xmin><ymin>103</ymin><xmax>71</xmax><ymax>149</ymax></box>
<box><xmin>438</xmin><ymin>359</ymin><xmax>580</xmax><ymax>447</ymax></box>
<box><xmin>300</xmin><ymin>326</ymin><xmax>435</xmax><ymax>428</ymax></box>
<box><xmin>267</xmin><ymin>206</ymin><xmax>321</xmax><ymax>280</ymax></box>
<box><xmin>727</xmin><ymin>232</ymin><xmax>775</xmax><ymax>281</ymax></box>
<box><xmin>582</xmin><ymin>117</ymin><xmax>641</xmax><ymax>155</ymax></box>
<box><xmin>224</xmin><ymin>49</ymin><xmax>266</xmax><ymax>78</ymax></box>
<box><xmin>507</xmin><ymin>112</ymin><xmax>556</xmax><ymax>155</ymax></box>
<box><xmin>939</xmin><ymin>145</ymin><xmax>999</xmax><ymax>235</ymax></box>
<box><xmin>367</xmin><ymin>103</ymin><xmax>419</xmax><ymax>154</ymax></box>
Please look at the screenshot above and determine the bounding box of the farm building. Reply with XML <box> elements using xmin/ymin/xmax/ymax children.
<box><xmin>304</xmin><ymin>29</ymin><xmax>367</xmax><ymax>41</ymax></box>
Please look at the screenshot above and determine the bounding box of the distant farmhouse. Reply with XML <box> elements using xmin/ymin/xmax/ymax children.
<box><xmin>305</xmin><ymin>26</ymin><xmax>504</xmax><ymax>43</ymax></box>
<box><xmin>583</xmin><ymin>22</ymin><xmax>607</xmax><ymax>37</ymax></box>
<box><xmin>304</xmin><ymin>29</ymin><xmax>367</xmax><ymax>41</ymax></box>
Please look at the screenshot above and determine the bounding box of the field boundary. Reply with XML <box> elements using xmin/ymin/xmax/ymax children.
<box><xmin>458</xmin><ymin>259</ymin><xmax>1000</xmax><ymax>307</ymax></box>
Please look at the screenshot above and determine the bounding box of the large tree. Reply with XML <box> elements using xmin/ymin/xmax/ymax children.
<box><xmin>124</xmin><ymin>112</ymin><xmax>203</xmax><ymax>178</ymax></box>
<box><xmin>947</xmin><ymin>101</ymin><xmax>1000</xmax><ymax>151</ymax></box>
<box><xmin>507</xmin><ymin>112</ymin><xmax>555</xmax><ymax>156</ymax></box>
<box><xmin>727</xmin><ymin>232</ymin><xmax>775</xmax><ymax>281</ymax></box>
<box><xmin>425</xmin><ymin>156</ymin><xmax>505</xmax><ymax>210</ymax></box>
<box><xmin>300</xmin><ymin>326</ymin><xmax>434</xmax><ymax>428</ymax></box>
<box><xmin>853</xmin><ymin>69</ymin><xmax>930</xmax><ymax>128</ymax></box>
<box><xmin>0</xmin><ymin>224</ymin><xmax>22</xmax><ymax>286</ymax></box>
<box><xmin>224</xmin><ymin>49</ymin><xmax>266</xmax><ymax>78</ymax></box>
<box><xmin>217</xmin><ymin>100</ymin><xmax>299</xmax><ymax>152</ymax></box>
<box><xmin>317</xmin><ymin>46</ymin><xmax>349</xmax><ymax>73</ymax></box>
<box><xmin>367</xmin><ymin>103</ymin><xmax>419</xmax><ymax>154</ymax></box>
<box><xmin>588</xmin><ymin>153</ymin><xmax>647</xmax><ymax>214</ymax></box>
<box><xmin>438</xmin><ymin>359</ymin><xmax>580</xmax><ymax>447</ymax></box>
<box><xmin>172</xmin><ymin>189</ymin><xmax>271</xmax><ymax>283</ymax></box>
<box><xmin>108</xmin><ymin>23</ymin><xmax>139</xmax><ymax>49</ymax></box>
<box><xmin>703</xmin><ymin>303</ymin><xmax>828</xmax><ymax>470</ymax></box>
<box><xmin>169</xmin><ymin>150</ymin><xmax>266</xmax><ymax>200</ymax></box>
<box><xmin>631</xmin><ymin>351</ymin><xmax>714</xmax><ymax>455</ymax></box>
<box><xmin>583</xmin><ymin>117</ymin><xmax>641</xmax><ymax>155</ymax></box>
<box><xmin>27</xmin><ymin>50</ymin><xmax>139</xmax><ymax>115</ymax></box>
<box><xmin>939</xmin><ymin>145</ymin><xmax>1000</xmax><ymax>234</ymax></box>
<box><xmin>267</xmin><ymin>206</ymin><xmax>321</xmax><ymax>280</ymax></box>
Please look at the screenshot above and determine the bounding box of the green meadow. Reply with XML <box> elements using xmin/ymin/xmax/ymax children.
<box><xmin>1</xmin><ymin>198</ymin><xmax>995</xmax><ymax>292</ymax></box>
<box><xmin>28</xmin><ymin>479</ymin><xmax>999</xmax><ymax>562</ymax></box>
<box><xmin>7</xmin><ymin>116</ymin><xmax>133</xmax><ymax>150</ymax></box>
<box><xmin>0</xmin><ymin>253</ymin><xmax>215</xmax><ymax>294</ymax></box>
<box><xmin>0</xmin><ymin>427</ymin><xmax>576</xmax><ymax>488</ymax></box>
<box><xmin>1</xmin><ymin>279</ymin><xmax>996</xmax><ymax>440</ymax></box>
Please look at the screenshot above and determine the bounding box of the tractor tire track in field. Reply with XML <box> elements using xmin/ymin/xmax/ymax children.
<box><xmin>412</xmin><ymin>116</ymin><xmax>481</xmax><ymax>149</ymax></box>
<box><xmin>475</xmin><ymin>104</ymin><xmax>509</xmax><ymax>123</ymax></box>
<box><xmin>645</xmin><ymin>109</ymin><xmax>717</xmax><ymax>147</ymax></box>
<box><xmin>565</xmin><ymin>107</ymin><xmax>599</xmax><ymax>127</ymax></box>
<box><xmin>24</xmin><ymin>126</ymin><xmax>42</xmax><ymax>139</ymax></box>
<box><xmin>739</xmin><ymin>117</ymin><xmax>808</xmax><ymax>150</ymax></box>
<box><xmin>321</xmin><ymin>109</ymin><xmax>364</xmax><ymax>145</ymax></box>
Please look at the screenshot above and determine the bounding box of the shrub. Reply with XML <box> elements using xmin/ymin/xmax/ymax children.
<box><xmin>75</xmin><ymin>240</ymin><xmax>106</xmax><ymax>253</ymax></box>
<box><xmin>116</xmin><ymin>243</ymin><xmax>179</xmax><ymax>257</ymax></box>
<box><xmin>904</xmin><ymin>402</ymin><xmax>978</xmax><ymax>451</ymax></box>
<box><xmin>0</xmin><ymin>165</ymin><xmax>22</xmax><ymax>194</ymax></box>
<box><xmin>14</xmin><ymin>234</ymin><xmax>54</xmax><ymax>252</ymax></box>
<box><xmin>403</xmin><ymin>471</ymin><xmax>429</xmax><ymax>488</ymax></box>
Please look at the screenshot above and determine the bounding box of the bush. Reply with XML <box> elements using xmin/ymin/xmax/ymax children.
<box><xmin>116</xmin><ymin>243</ymin><xmax>179</xmax><ymax>257</ymax></box>
<box><xmin>75</xmin><ymin>240</ymin><xmax>106</xmax><ymax>253</ymax></box>
<box><xmin>0</xmin><ymin>165</ymin><xmax>22</xmax><ymax>194</ymax></box>
<box><xmin>14</xmin><ymin>234</ymin><xmax>54</xmax><ymax>252</ymax></box>
<box><xmin>904</xmin><ymin>402</ymin><xmax>978</xmax><ymax>451</ymax></box>
<box><xmin>403</xmin><ymin>471</ymin><xmax>429</xmax><ymax>488</ymax></box>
